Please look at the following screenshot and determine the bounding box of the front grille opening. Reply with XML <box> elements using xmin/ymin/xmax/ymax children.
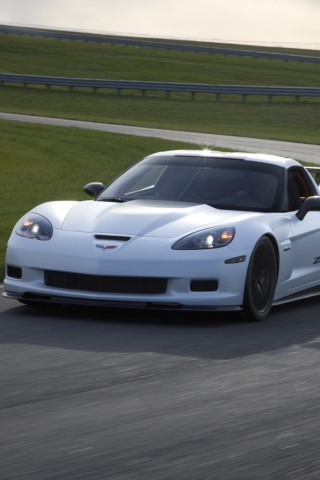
<box><xmin>190</xmin><ymin>280</ymin><xmax>218</xmax><ymax>292</ymax></box>
<box><xmin>7</xmin><ymin>265</ymin><xmax>22</xmax><ymax>279</ymax></box>
<box><xmin>44</xmin><ymin>270</ymin><xmax>167</xmax><ymax>294</ymax></box>
<box><xmin>95</xmin><ymin>235</ymin><xmax>131</xmax><ymax>242</ymax></box>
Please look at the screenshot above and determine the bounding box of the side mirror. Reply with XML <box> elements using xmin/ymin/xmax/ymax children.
<box><xmin>83</xmin><ymin>182</ymin><xmax>104</xmax><ymax>198</ymax></box>
<box><xmin>296</xmin><ymin>196</ymin><xmax>320</xmax><ymax>220</ymax></box>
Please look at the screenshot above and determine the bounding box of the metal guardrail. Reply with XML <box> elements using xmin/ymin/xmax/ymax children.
<box><xmin>1</xmin><ymin>26</ymin><xmax>320</xmax><ymax>64</ymax></box>
<box><xmin>1</xmin><ymin>73</ymin><xmax>320</xmax><ymax>102</ymax></box>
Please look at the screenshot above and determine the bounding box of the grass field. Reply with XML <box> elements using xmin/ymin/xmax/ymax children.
<box><xmin>0</xmin><ymin>33</ymin><xmax>320</xmax><ymax>144</ymax></box>
<box><xmin>2</xmin><ymin>34</ymin><xmax>320</xmax><ymax>85</ymax></box>
<box><xmin>1</xmin><ymin>87</ymin><xmax>320</xmax><ymax>144</ymax></box>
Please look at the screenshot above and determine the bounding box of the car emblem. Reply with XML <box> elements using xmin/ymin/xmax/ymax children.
<box><xmin>96</xmin><ymin>244</ymin><xmax>117</xmax><ymax>251</ymax></box>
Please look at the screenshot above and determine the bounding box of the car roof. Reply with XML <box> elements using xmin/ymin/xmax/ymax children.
<box><xmin>146</xmin><ymin>150</ymin><xmax>302</xmax><ymax>169</ymax></box>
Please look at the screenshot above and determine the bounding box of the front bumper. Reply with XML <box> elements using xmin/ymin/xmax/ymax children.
<box><xmin>4</xmin><ymin>229</ymin><xmax>250</xmax><ymax>309</ymax></box>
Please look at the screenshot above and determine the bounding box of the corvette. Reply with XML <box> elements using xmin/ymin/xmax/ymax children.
<box><xmin>4</xmin><ymin>149</ymin><xmax>320</xmax><ymax>321</ymax></box>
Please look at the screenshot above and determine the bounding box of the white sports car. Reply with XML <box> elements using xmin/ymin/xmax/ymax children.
<box><xmin>4</xmin><ymin>149</ymin><xmax>320</xmax><ymax>321</ymax></box>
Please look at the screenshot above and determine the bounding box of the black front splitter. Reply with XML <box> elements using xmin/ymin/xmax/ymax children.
<box><xmin>2</xmin><ymin>291</ymin><xmax>242</xmax><ymax>312</ymax></box>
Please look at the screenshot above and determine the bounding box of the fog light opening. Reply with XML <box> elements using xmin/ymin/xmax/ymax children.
<box><xmin>7</xmin><ymin>265</ymin><xmax>22</xmax><ymax>279</ymax></box>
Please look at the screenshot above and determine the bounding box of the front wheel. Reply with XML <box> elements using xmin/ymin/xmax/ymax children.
<box><xmin>242</xmin><ymin>237</ymin><xmax>277</xmax><ymax>321</ymax></box>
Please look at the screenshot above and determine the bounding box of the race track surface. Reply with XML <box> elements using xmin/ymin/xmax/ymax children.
<box><xmin>2</xmin><ymin>293</ymin><xmax>320</xmax><ymax>479</ymax></box>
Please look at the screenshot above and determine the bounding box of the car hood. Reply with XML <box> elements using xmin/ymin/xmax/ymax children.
<box><xmin>58</xmin><ymin>200</ymin><xmax>251</xmax><ymax>237</ymax></box>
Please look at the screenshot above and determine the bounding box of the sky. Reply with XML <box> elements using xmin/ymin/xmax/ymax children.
<box><xmin>1</xmin><ymin>0</ymin><xmax>320</xmax><ymax>49</ymax></box>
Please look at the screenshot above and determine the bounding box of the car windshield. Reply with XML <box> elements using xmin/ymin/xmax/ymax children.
<box><xmin>97</xmin><ymin>155</ymin><xmax>284</xmax><ymax>212</ymax></box>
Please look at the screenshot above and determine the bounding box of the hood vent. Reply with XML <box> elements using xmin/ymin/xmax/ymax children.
<box><xmin>95</xmin><ymin>235</ymin><xmax>131</xmax><ymax>242</ymax></box>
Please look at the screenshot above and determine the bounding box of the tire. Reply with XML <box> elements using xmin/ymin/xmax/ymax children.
<box><xmin>242</xmin><ymin>237</ymin><xmax>277</xmax><ymax>322</ymax></box>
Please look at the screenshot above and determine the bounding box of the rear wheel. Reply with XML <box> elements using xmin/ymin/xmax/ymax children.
<box><xmin>242</xmin><ymin>237</ymin><xmax>277</xmax><ymax>321</ymax></box>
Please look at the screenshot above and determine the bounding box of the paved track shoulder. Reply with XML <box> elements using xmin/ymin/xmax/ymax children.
<box><xmin>1</xmin><ymin>112</ymin><xmax>320</xmax><ymax>164</ymax></box>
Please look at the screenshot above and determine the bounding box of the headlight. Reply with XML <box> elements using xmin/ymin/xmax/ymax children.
<box><xmin>172</xmin><ymin>227</ymin><xmax>235</xmax><ymax>250</ymax></box>
<box><xmin>16</xmin><ymin>214</ymin><xmax>53</xmax><ymax>241</ymax></box>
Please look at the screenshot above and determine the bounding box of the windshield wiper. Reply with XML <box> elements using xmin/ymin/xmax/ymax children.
<box><xmin>98</xmin><ymin>197</ymin><xmax>128</xmax><ymax>203</ymax></box>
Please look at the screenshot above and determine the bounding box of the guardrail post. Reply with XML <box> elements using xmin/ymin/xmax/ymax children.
<box><xmin>268</xmin><ymin>95</ymin><xmax>273</xmax><ymax>103</ymax></box>
<box><xmin>117</xmin><ymin>88</ymin><xmax>121</xmax><ymax>95</ymax></box>
<box><xmin>216</xmin><ymin>93</ymin><xmax>220</xmax><ymax>102</ymax></box>
<box><xmin>295</xmin><ymin>96</ymin><xmax>300</xmax><ymax>103</ymax></box>
<box><xmin>242</xmin><ymin>94</ymin><xmax>246</xmax><ymax>102</ymax></box>
<box><xmin>191</xmin><ymin>92</ymin><xmax>195</xmax><ymax>101</ymax></box>
<box><xmin>166</xmin><ymin>91</ymin><xmax>170</xmax><ymax>99</ymax></box>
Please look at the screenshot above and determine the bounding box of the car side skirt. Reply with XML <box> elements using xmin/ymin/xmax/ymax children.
<box><xmin>272</xmin><ymin>285</ymin><xmax>320</xmax><ymax>306</ymax></box>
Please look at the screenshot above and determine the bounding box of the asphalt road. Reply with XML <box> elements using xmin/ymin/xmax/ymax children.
<box><xmin>2</xmin><ymin>292</ymin><xmax>320</xmax><ymax>479</ymax></box>
<box><xmin>1</xmin><ymin>112</ymin><xmax>320</xmax><ymax>165</ymax></box>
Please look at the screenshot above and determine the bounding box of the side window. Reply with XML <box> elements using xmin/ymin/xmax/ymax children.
<box><xmin>287</xmin><ymin>169</ymin><xmax>312</xmax><ymax>211</ymax></box>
